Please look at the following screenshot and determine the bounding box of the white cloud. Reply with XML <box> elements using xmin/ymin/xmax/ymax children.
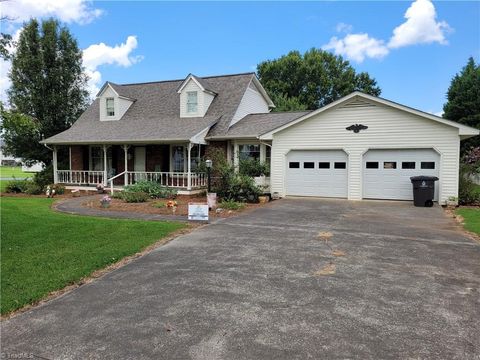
<box><xmin>0</xmin><ymin>29</ymin><xmax>23</xmax><ymax>104</ymax></box>
<box><xmin>388</xmin><ymin>0</ymin><xmax>451</xmax><ymax>48</ymax></box>
<box><xmin>336</xmin><ymin>22</ymin><xmax>353</xmax><ymax>33</ymax></box>
<box><xmin>322</xmin><ymin>0</ymin><xmax>451</xmax><ymax>63</ymax></box>
<box><xmin>83</xmin><ymin>36</ymin><xmax>143</xmax><ymax>96</ymax></box>
<box><xmin>1</xmin><ymin>0</ymin><xmax>103</xmax><ymax>25</ymax></box>
<box><xmin>1</xmin><ymin>34</ymin><xmax>142</xmax><ymax>103</ymax></box>
<box><xmin>322</xmin><ymin>33</ymin><xmax>389</xmax><ymax>63</ymax></box>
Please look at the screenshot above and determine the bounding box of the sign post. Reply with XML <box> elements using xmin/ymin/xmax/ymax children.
<box><xmin>188</xmin><ymin>203</ymin><xmax>209</xmax><ymax>222</ymax></box>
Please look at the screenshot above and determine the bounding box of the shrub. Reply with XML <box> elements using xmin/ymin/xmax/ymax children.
<box><xmin>24</xmin><ymin>182</ymin><xmax>43</xmax><ymax>195</ymax></box>
<box><xmin>121</xmin><ymin>191</ymin><xmax>149</xmax><ymax>203</ymax></box>
<box><xmin>33</xmin><ymin>164</ymin><xmax>53</xmax><ymax>189</ymax></box>
<box><xmin>124</xmin><ymin>181</ymin><xmax>177</xmax><ymax>199</ymax></box>
<box><xmin>459</xmin><ymin>163</ymin><xmax>480</xmax><ymax>205</ymax></box>
<box><xmin>53</xmin><ymin>184</ymin><xmax>65</xmax><ymax>195</ymax></box>
<box><xmin>239</xmin><ymin>158</ymin><xmax>269</xmax><ymax>177</ymax></box>
<box><xmin>5</xmin><ymin>179</ymin><xmax>30</xmax><ymax>193</ymax></box>
<box><xmin>219</xmin><ymin>199</ymin><xmax>245</xmax><ymax>210</ymax></box>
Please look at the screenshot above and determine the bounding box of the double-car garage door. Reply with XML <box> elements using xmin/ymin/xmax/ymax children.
<box><xmin>285</xmin><ymin>149</ymin><xmax>439</xmax><ymax>200</ymax></box>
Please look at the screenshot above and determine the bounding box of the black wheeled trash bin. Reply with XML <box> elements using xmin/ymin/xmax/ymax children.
<box><xmin>410</xmin><ymin>176</ymin><xmax>439</xmax><ymax>207</ymax></box>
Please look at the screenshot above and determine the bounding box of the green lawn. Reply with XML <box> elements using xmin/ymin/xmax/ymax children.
<box><xmin>0</xmin><ymin>166</ymin><xmax>32</xmax><ymax>178</ymax></box>
<box><xmin>1</xmin><ymin>197</ymin><xmax>185</xmax><ymax>315</ymax></box>
<box><xmin>0</xmin><ymin>180</ymin><xmax>8</xmax><ymax>192</ymax></box>
<box><xmin>456</xmin><ymin>208</ymin><xmax>480</xmax><ymax>236</ymax></box>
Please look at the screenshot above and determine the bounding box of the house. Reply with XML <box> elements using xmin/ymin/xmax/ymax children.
<box><xmin>41</xmin><ymin>72</ymin><xmax>479</xmax><ymax>204</ymax></box>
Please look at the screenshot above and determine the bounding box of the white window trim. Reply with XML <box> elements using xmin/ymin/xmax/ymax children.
<box><xmin>106</xmin><ymin>97</ymin><xmax>115</xmax><ymax>117</ymax></box>
<box><xmin>186</xmin><ymin>91</ymin><xmax>198</xmax><ymax>114</ymax></box>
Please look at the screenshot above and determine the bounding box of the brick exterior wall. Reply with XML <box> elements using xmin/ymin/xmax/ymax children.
<box><xmin>205</xmin><ymin>141</ymin><xmax>228</xmax><ymax>160</ymax></box>
<box><xmin>70</xmin><ymin>146</ymin><xmax>85</xmax><ymax>170</ymax></box>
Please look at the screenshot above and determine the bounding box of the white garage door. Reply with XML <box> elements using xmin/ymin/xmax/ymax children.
<box><xmin>363</xmin><ymin>149</ymin><xmax>440</xmax><ymax>201</ymax></box>
<box><xmin>286</xmin><ymin>150</ymin><xmax>348</xmax><ymax>198</ymax></box>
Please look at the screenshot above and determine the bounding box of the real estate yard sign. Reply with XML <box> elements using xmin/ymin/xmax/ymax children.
<box><xmin>188</xmin><ymin>203</ymin><xmax>209</xmax><ymax>221</ymax></box>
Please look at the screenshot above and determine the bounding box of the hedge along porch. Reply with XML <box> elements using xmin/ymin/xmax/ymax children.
<box><xmin>52</xmin><ymin>142</ymin><xmax>207</xmax><ymax>194</ymax></box>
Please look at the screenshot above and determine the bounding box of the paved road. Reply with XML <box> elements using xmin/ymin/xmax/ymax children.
<box><xmin>2</xmin><ymin>198</ymin><xmax>479</xmax><ymax>359</ymax></box>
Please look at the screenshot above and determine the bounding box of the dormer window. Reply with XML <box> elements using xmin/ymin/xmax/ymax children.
<box><xmin>106</xmin><ymin>98</ymin><xmax>115</xmax><ymax>117</ymax></box>
<box><xmin>187</xmin><ymin>91</ymin><xmax>198</xmax><ymax>113</ymax></box>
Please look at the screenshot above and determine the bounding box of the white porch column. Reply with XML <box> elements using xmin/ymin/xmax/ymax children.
<box><xmin>53</xmin><ymin>146</ymin><xmax>58</xmax><ymax>184</ymax></box>
<box><xmin>233</xmin><ymin>140</ymin><xmax>239</xmax><ymax>171</ymax></box>
<box><xmin>123</xmin><ymin>144</ymin><xmax>129</xmax><ymax>185</ymax></box>
<box><xmin>103</xmin><ymin>144</ymin><xmax>108</xmax><ymax>186</ymax></box>
<box><xmin>187</xmin><ymin>142</ymin><xmax>192</xmax><ymax>190</ymax></box>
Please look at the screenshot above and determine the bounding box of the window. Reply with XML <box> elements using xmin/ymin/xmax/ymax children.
<box><xmin>421</xmin><ymin>162</ymin><xmax>435</xmax><ymax>169</ymax></box>
<box><xmin>106</xmin><ymin>98</ymin><xmax>115</xmax><ymax>117</ymax></box>
<box><xmin>402</xmin><ymin>162</ymin><xmax>416</xmax><ymax>169</ymax></box>
<box><xmin>265</xmin><ymin>146</ymin><xmax>271</xmax><ymax>166</ymax></box>
<box><xmin>172</xmin><ymin>146</ymin><xmax>185</xmax><ymax>172</ymax></box>
<box><xmin>384</xmin><ymin>162</ymin><xmax>396</xmax><ymax>169</ymax></box>
<box><xmin>366</xmin><ymin>162</ymin><xmax>379</xmax><ymax>169</ymax></box>
<box><xmin>239</xmin><ymin>144</ymin><xmax>260</xmax><ymax>161</ymax></box>
<box><xmin>334</xmin><ymin>162</ymin><xmax>346</xmax><ymax>169</ymax></box>
<box><xmin>304</xmin><ymin>162</ymin><xmax>314</xmax><ymax>169</ymax></box>
<box><xmin>289</xmin><ymin>162</ymin><xmax>300</xmax><ymax>168</ymax></box>
<box><xmin>90</xmin><ymin>146</ymin><xmax>112</xmax><ymax>171</ymax></box>
<box><xmin>187</xmin><ymin>91</ymin><xmax>198</xmax><ymax>113</ymax></box>
<box><xmin>318</xmin><ymin>162</ymin><xmax>330</xmax><ymax>169</ymax></box>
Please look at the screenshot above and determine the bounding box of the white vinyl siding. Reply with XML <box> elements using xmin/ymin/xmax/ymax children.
<box><xmin>99</xmin><ymin>85</ymin><xmax>133</xmax><ymax>121</ymax></box>
<box><xmin>231</xmin><ymin>81</ymin><xmax>270</xmax><ymax>126</ymax></box>
<box><xmin>270</xmin><ymin>98</ymin><xmax>460</xmax><ymax>204</ymax></box>
<box><xmin>179</xmin><ymin>79</ymin><xmax>214</xmax><ymax>117</ymax></box>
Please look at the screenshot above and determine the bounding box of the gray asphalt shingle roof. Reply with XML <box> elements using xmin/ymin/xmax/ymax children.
<box><xmin>217</xmin><ymin>111</ymin><xmax>312</xmax><ymax>138</ymax></box>
<box><xmin>43</xmin><ymin>73</ymin><xmax>255</xmax><ymax>144</ymax></box>
<box><xmin>43</xmin><ymin>72</ymin><xmax>311</xmax><ymax>144</ymax></box>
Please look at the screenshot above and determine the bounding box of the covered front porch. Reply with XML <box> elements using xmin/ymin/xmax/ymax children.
<box><xmin>52</xmin><ymin>142</ymin><xmax>207</xmax><ymax>193</ymax></box>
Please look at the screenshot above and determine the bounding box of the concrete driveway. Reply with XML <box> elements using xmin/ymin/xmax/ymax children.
<box><xmin>2</xmin><ymin>198</ymin><xmax>479</xmax><ymax>359</ymax></box>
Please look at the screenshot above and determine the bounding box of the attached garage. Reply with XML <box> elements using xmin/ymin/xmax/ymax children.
<box><xmin>286</xmin><ymin>150</ymin><xmax>348</xmax><ymax>198</ymax></box>
<box><xmin>363</xmin><ymin>149</ymin><xmax>440</xmax><ymax>201</ymax></box>
<box><xmin>261</xmin><ymin>92</ymin><xmax>479</xmax><ymax>205</ymax></box>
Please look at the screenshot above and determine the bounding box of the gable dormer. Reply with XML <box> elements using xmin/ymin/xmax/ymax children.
<box><xmin>177</xmin><ymin>74</ymin><xmax>217</xmax><ymax>118</ymax></box>
<box><xmin>97</xmin><ymin>82</ymin><xmax>135</xmax><ymax>121</ymax></box>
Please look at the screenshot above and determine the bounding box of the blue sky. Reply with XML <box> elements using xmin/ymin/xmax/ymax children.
<box><xmin>2</xmin><ymin>1</ymin><xmax>479</xmax><ymax>114</ymax></box>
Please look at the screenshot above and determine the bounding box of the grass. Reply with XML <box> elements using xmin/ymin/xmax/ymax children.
<box><xmin>456</xmin><ymin>207</ymin><xmax>480</xmax><ymax>236</ymax></box>
<box><xmin>0</xmin><ymin>180</ymin><xmax>8</xmax><ymax>192</ymax></box>
<box><xmin>1</xmin><ymin>197</ymin><xmax>185</xmax><ymax>315</ymax></box>
<box><xmin>0</xmin><ymin>166</ymin><xmax>32</xmax><ymax>178</ymax></box>
<box><xmin>219</xmin><ymin>199</ymin><xmax>246</xmax><ymax>210</ymax></box>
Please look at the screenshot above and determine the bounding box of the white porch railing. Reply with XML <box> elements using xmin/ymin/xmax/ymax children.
<box><xmin>57</xmin><ymin>170</ymin><xmax>105</xmax><ymax>185</ymax></box>
<box><xmin>57</xmin><ymin>170</ymin><xmax>207</xmax><ymax>189</ymax></box>
<box><xmin>126</xmin><ymin>171</ymin><xmax>206</xmax><ymax>188</ymax></box>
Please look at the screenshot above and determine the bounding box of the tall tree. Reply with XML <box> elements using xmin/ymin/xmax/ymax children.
<box><xmin>443</xmin><ymin>57</ymin><xmax>480</xmax><ymax>153</ymax></box>
<box><xmin>1</xmin><ymin>18</ymin><xmax>88</xmax><ymax>165</ymax></box>
<box><xmin>257</xmin><ymin>49</ymin><xmax>381</xmax><ymax>111</ymax></box>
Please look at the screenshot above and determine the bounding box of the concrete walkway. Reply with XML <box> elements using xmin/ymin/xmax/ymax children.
<box><xmin>55</xmin><ymin>195</ymin><xmax>189</xmax><ymax>222</ymax></box>
<box><xmin>2</xmin><ymin>198</ymin><xmax>479</xmax><ymax>359</ymax></box>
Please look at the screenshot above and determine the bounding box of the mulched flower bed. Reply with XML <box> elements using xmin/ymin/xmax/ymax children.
<box><xmin>82</xmin><ymin>195</ymin><xmax>266</xmax><ymax>218</ymax></box>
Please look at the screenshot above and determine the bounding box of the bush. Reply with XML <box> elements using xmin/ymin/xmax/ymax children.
<box><xmin>124</xmin><ymin>181</ymin><xmax>177</xmax><ymax>199</ymax></box>
<box><xmin>33</xmin><ymin>164</ymin><xmax>53</xmax><ymax>189</ymax></box>
<box><xmin>24</xmin><ymin>182</ymin><xmax>43</xmax><ymax>195</ymax></box>
<box><xmin>120</xmin><ymin>191</ymin><xmax>149</xmax><ymax>203</ymax></box>
<box><xmin>53</xmin><ymin>184</ymin><xmax>65</xmax><ymax>195</ymax></box>
<box><xmin>219</xmin><ymin>199</ymin><xmax>245</xmax><ymax>210</ymax></box>
<box><xmin>5</xmin><ymin>179</ymin><xmax>30</xmax><ymax>193</ymax></box>
<box><xmin>239</xmin><ymin>158</ymin><xmax>269</xmax><ymax>177</ymax></box>
<box><xmin>459</xmin><ymin>163</ymin><xmax>480</xmax><ymax>205</ymax></box>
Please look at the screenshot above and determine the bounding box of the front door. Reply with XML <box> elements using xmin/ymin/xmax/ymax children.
<box><xmin>134</xmin><ymin>147</ymin><xmax>146</xmax><ymax>172</ymax></box>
